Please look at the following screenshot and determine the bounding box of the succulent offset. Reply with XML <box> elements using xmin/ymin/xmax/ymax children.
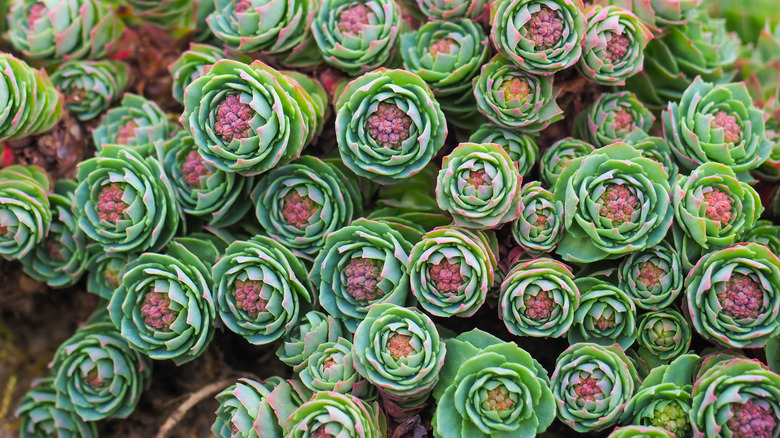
<box><xmin>50</xmin><ymin>60</ymin><xmax>129</xmax><ymax>121</ymax></box>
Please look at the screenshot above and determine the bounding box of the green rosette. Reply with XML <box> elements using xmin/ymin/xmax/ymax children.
<box><xmin>75</xmin><ymin>145</ymin><xmax>179</xmax><ymax>254</ymax></box>
<box><xmin>92</xmin><ymin>94</ymin><xmax>172</xmax><ymax>154</ymax></box>
<box><xmin>499</xmin><ymin>257</ymin><xmax>580</xmax><ymax>338</ymax></box>
<box><xmin>0</xmin><ymin>165</ymin><xmax>52</xmax><ymax>261</ymax></box>
<box><xmin>107</xmin><ymin>238</ymin><xmax>219</xmax><ymax>364</ymax></box>
<box><xmin>0</xmin><ymin>53</ymin><xmax>63</xmax><ymax>141</ymax></box>
<box><xmin>622</xmin><ymin>130</ymin><xmax>679</xmax><ymax>184</ymax></box>
<box><xmin>169</xmin><ymin>43</ymin><xmax>231</xmax><ymax>104</ymax></box>
<box><xmin>86</xmin><ymin>251</ymin><xmax>137</xmax><ymax>299</ymax></box>
<box><xmin>672</xmin><ymin>162</ymin><xmax>762</xmax><ymax>251</ymax></box>
<box><xmin>15</xmin><ymin>378</ymin><xmax>98</xmax><ymax>438</ymax></box>
<box><xmin>608</xmin><ymin>426</ymin><xmax>677</xmax><ymax>437</ymax></box>
<box><xmin>415</xmin><ymin>0</ymin><xmax>486</xmax><ymax>19</ymax></box>
<box><xmin>690</xmin><ymin>356</ymin><xmax>780</xmax><ymax>438</ymax></box>
<box><xmin>276</xmin><ymin>310</ymin><xmax>346</xmax><ymax>372</ymax></box>
<box><xmin>310</xmin><ymin>0</ymin><xmax>402</xmax><ymax>75</ymax></box>
<box><xmin>551</xmin><ymin>342</ymin><xmax>639</xmax><ymax>432</ymax></box>
<box><xmin>300</xmin><ymin>337</ymin><xmax>376</xmax><ymax>400</ymax></box>
<box><xmin>684</xmin><ymin>242</ymin><xmax>780</xmax><ymax>349</ymax></box>
<box><xmin>511</xmin><ymin>182</ymin><xmax>564</xmax><ymax>255</ymax></box>
<box><xmin>538</xmin><ymin>137</ymin><xmax>594</xmax><ymax>189</ymax></box>
<box><xmin>158</xmin><ymin>131</ymin><xmax>254</xmax><ymax>228</ymax></box>
<box><xmin>50</xmin><ymin>321</ymin><xmax>151</xmax><ymax>422</ymax></box>
<box><xmin>408</xmin><ymin>226</ymin><xmax>498</xmax><ymax>318</ymax></box>
<box><xmin>768</xmin><ymin>337</ymin><xmax>780</xmax><ymax>374</ymax></box>
<box><xmin>436</xmin><ymin>142</ymin><xmax>523</xmax><ymax>229</ymax></box>
<box><xmin>21</xmin><ymin>179</ymin><xmax>88</xmax><ymax>288</ymax></box>
<box><xmin>599</xmin><ymin>0</ymin><xmax>702</xmax><ymax>29</ymax></box>
<box><xmin>573</xmin><ymin>91</ymin><xmax>655</xmax><ymax>147</ymax></box>
<box><xmin>211</xmin><ymin>235</ymin><xmax>313</xmax><ymax>345</ymax></box>
<box><xmin>182</xmin><ymin>59</ymin><xmax>324</xmax><ymax>176</ymax></box>
<box><xmin>432</xmin><ymin>329</ymin><xmax>555</xmax><ymax>438</ymax></box>
<box><xmin>635</xmin><ymin>308</ymin><xmax>692</xmax><ymax>368</ymax></box>
<box><xmin>50</xmin><ymin>60</ymin><xmax>129</xmax><ymax>121</ymax></box>
<box><xmin>745</xmin><ymin>220</ymin><xmax>780</xmax><ymax>256</ymax></box>
<box><xmin>577</xmin><ymin>5</ymin><xmax>652</xmax><ymax>85</ymax></box>
<box><xmin>469</xmin><ymin>124</ymin><xmax>539</xmax><ymax>177</ymax></box>
<box><xmin>489</xmin><ymin>0</ymin><xmax>586</xmax><ymax>75</ymax></box>
<box><xmin>251</xmin><ymin>155</ymin><xmax>362</xmax><ymax>260</ymax></box>
<box><xmin>663</xmin><ymin>76</ymin><xmax>773</xmax><ymax>175</ymax></box>
<box><xmin>617</xmin><ymin>241</ymin><xmax>682</xmax><ymax>311</ymax></box>
<box><xmin>126</xmin><ymin>0</ymin><xmax>195</xmax><ymax>29</ymax></box>
<box><xmin>473</xmin><ymin>55</ymin><xmax>563</xmax><ymax>131</ymax></box>
<box><xmin>334</xmin><ymin>68</ymin><xmax>447</xmax><ymax>185</ymax></box>
<box><xmin>310</xmin><ymin>218</ymin><xmax>419</xmax><ymax>332</ymax></box>
<box><xmin>568</xmin><ymin>277</ymin><xmax>637</xmax><ymax>349</ymax></box>
<box><xmin>552</xmin><ymin>143</ymin><xmax>673</xmax><ymax>263</ymax></box>
<box><xmin>8</xmin><ymin>0</ymin><xmax>124</xmax><ymax>63</ymax></box>
<box><xmin>287</xmin><ymin>392</ymin><xmax>388</xmax><ymax>438</ymax></box>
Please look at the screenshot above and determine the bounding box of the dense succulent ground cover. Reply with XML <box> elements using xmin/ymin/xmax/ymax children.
<box><xmin>1</xmin><ymin>0</ymin><xmax>780</xmax><ymax>437</ymax></box>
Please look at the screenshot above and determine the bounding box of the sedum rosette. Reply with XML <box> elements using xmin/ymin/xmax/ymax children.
<box><xmin>622</xmin><ymin>130</ymin><xmax>679</xmax><ymax>184</ymax></box>
<box><xmin>335</xmin><ymin>68</ymin><xmax>447</xmax><ymax>185</ymax></box>
<box><xmin>50</xmin><ymin>321</ymin><xmax>151</xmax><ymax>422</ymax></box>
<box><xmin>0</xmin><ymin>165</ymin><xmax>52</xmax><ymax>261</ymax></box>
<box><xmin>432</xmin><ymin>329</ymin><xmax>555</xmax><ymax>438</ymax></box>
<box><xmin>7</xmin><ymin>0</ymin><xmax>124</xmax><ymax>63</ymax></box>
<box><xmin>573</xmin><ymin>91</ymin><xmax>655</xmax><ymax>147</ymax></box>
<box><xmin>158</xmin><ymin>131</ymin><xmax>254</xmax><ymax>228</ymax></box>
<box><xmin>499</xmin><ymin>257</ymin><xmax>580</xmax><ymax>338</ymax></box>
<box><xmin>599</xmin><ymin>0</ymin><xmax>703</xmax><ymax>28</ymax></box>
<box><xmin>0</xmin><ymin>53</ymin><xmax>63</xmax><ymax>141</ymax></box>
<box><xmin>473</xmin><ymin>55</ymin><xmax>563</xmax><ymax>131</ymax></box>
<box><xmin>511</xmin><ymin>182</ymin><xmax>564</xmax><ymax>255</ymax></box>
<box><xmin>212</xmin><ymin>235</ymin><xmax>313</xmax><ymax>345</ymax></box>
<box><xmin>469</xmin><ymin>124</ymin><xmax>539</xmax><ymax>177</ymax></box>
<box><xmin>551</xmin><ymin>342</ymin><xmax>639</xmax><ymax>432</ymax></box>
<box><xmin>310</xmin><ymin>218</ymin><xmax>419</xmax><ymax>331</ymax></box>
<box><xmin>86</xmin><ymin>251</ymin><xmax>136</xmax><ymax>299</ymax></box>
<box><xmin>92</xmin><ymin>94</ymin><xmax>172</xmax><ymax>154</ymax></box>
<box><xmin>436</xmin><ymin>142</ymin><xmax>523</xmax><ymax>229</ymax></box>
<box><xmin>300</xmin><ymin>337</ymin><xmax>375</xmax><ymax>399</ymax></box>
<box><xmin>577</xmin><ymin>5</ymin><xmax>652</xmax><ymax>85</ymax></box>
<box><xmin>108</xmin><ymin>237</ymin><xmax>219</xmax><ymax>364</ymax></box>
<box><xmin>617</xmin><ymin>241</ymin><xmax>683</xmax><ymax>310</ymax></box>
<box><xmin>745</xmin><ymin>220</ymin><xmax>780</xmax><ymax>256</ymax></box>
<box><xmin>636</xmin><ymin>308</ymin><xmax>692</xmax><ymax>367</ymax></box>
<box><xmin>169</xmin><ymin>43</ymin><xmax>232</xmax><ymax>104</ymax></box>
<box><xmin>608</xmin><ymin>426</ymin><xmax>677</xmax><ymax>437</ymax></box>
<box><xmin>182</xmin><ymin>59</ymin><xmax>325</xmax><ymax>176</ymax></box>
<box><xmin>126</xmin><ymin>0</ymin><xmax>195</xmax><ymax>28</ymax></box>
<box><xmin>16</xmin><ymin>378</ymin><xmax>98</xmax><ymax>438</ymax></box>
<box><xmin>310</xmin><ymin>0</ymin><xmax>402</xmax><ymax>75</ymax></box>
<box><xmin>489</xmin><ymin>0</ymin><xmax>586</xmax><ymax>75</ymax></box>
<box><xmin>50</xmin><ymin>60</ymin><xmax>128</xmax><ymax>121</ymax></box>
<box><xmin>287</xmin><ymin>391</ymin><xmax>388</xmax><ymax>438</ymax></box>
<box><xmin>684</xmin><ymin>242</ymin><xmax>780</xmax><ymax>349</ymax></box>
<box><xmin>416</xmin><ymin>0</ymin><xmax>486</xmax><ymax>19</ymax></box>
<box><xmin>75</xmin><ymin>145</ymin><xmax>179</xmax><ymax>254</ymax></box>
<box><xmin>568</xmin><ymin>277</ymin><xmax>637</xmax><ymax>349</ymax></box>
<box><xmin>538</xmin><ymin>137</ymin><xmax>594</xmax><ymax>188</ymax></box>
<box><xmin>408</xmin><ymin>226</ymin><xmax>498</xmax><ymax>318</ymax></box>
<box><xmin>552</xmin><ymin>143</ymin><xmax>673</xmax><ymax>263</ymax></box>
<box><xmin>276</xmin><ymin>310</ymin><xmax>345</xmax><ymax>372</ymax></box>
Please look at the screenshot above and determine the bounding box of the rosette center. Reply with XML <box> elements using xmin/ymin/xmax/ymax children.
<box><xmin>344</xmin><ymin>257</ymin><xmax>384</xmax><ymax>302</ymax></box>
<box><xmin>233</xmin><ymin>279</ymin><xmax>268</xmax><ymax>318</ymax></box>
<box><xmin>599</xmin><ymin>184</ymin><xmax>639</xmax><ymax>226</ymax></box>
<box><xmin>524</xmin><ymin>290</ymin><xmax>554</xmax><ymax>321</ymax></box>
<box><xmin>337</xmin><ymin>3</ymin><xmax>372</xmax><ymax>36</ymax></box>
<box><xmin>711</xmin><ymin>111</ymin><xmax>742</xmax><ymax>144</ymax></box>
<box><xmin>485</xmin><ymin>384</ymin><xmax>515</xmax><ymax>412</ymax></box>
<box><xmin>141</xmin><ymin>291</ymin><xmax>178</xmax><ymax>332</ymax></box>
<box><xmin>429</xmin><ymin>38</ymin><xmax>457</xmax><ymax>57</ymax></box>
<box><xmin>605</xmin><ymin>32</ymin><xmax>630</xmax><ymax>62</ymax></box>
<box><xmin>429</xmin><ymin>259</ymin><xmax>463</xmax><ymax>296</ymax></box>
<box><xmin>726</xmin><ymin>399</ymin><xmax>777</xmax><ymax>438</ymax></box>
<box><xmin>282</xmin><ymin>191</ymin><xmax>319</xmax><ymax>229</ymax></box>
<box><xmin>651</xmin><ymin>403</ymin><xmax>689</xmax><ymax>436</ymax></box>
<box><xmin>716</xmin><ymin>273</ymin><xmax>764</xmax><ymax>320</ymax></box>
<box><xmin>181</xmin><ymin>150</ymin><xmax>211</xmax><ymax>188</ymax></box>
<box><xmin>702</xmin><ymin>188</ymin><xmax>733</xmax><ymax>224</ymax></box>
<box><xmin>366</xmin><ymin>102</ymin><xmax>412</xmax><ymax>149</ymax></box>
<box><xmin>387</xmin><ymin>333</ymin><xmax>414</xmax><ymax>360</ymax></box>
<box><xmin>214</xmin><ymin>94</ymin><xmax>253</xmax><ymax>142</ymax></box>
<box><xmin>526</xmin><ymin>7</ymin><xmax>564</xmax><ymax>50</ymax></box>
<box><xmin>573</xmin><ymin>375</ymin><xmax>603</xmax><ymax>404</ymax></box>
<box><xmin>500</xmin><ymin>77</ymin><xmax>531</xmax><ymax>103</ymax></box>
<box><xmin>97</xmin><ymin>183</ymin><xmax>128</xmax><ymax>224</ymax></box>
<box><xmin>636</xmin><ymin>262</ymin><xmax>663</xmax><ymax>289</ymax></box>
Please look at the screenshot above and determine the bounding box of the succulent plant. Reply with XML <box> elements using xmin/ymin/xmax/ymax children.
<box><xmin>499</xmin><ymin>257</ymin><xmax>580</xmax><ymax>338</ymax></box>
<box><xmin>50</xmin><ymin>60</ymin><xmax>128</xmax><ymax>121</ymax></box>
<box><xmin>86</xmin><ymin>251</ymin><xmax>136</xmax><ymax>299</ymax></box>
<box><xmin>334</xmin><ymin>68</ymin><xmax>447</xmax><ymax>185</ymax></box>
<box><xmin>310</xmin><ymin>218</ymin><xmax>419</xmax><ymax>331</ymax></box>
<box><xmin>300</xmin><ymin>337</ymin><xmax>376</xmax><ymax>399</ymax></box>
<box><xmin>511</xmin><ymin>182</ymin><xmax>564</xmax><ymax>255</ymax></box>
<box><xmin>16</xmin><ymin>378</ymin><xmax>98</xmax><ymax>438</ymax></box>
<box><xmin>490</xmin><ymin>0</ymin><xmax>586</xmax><ymax>75</ymax></box>
<box><xmin>213</xmin><ymin>377</ymin><xmax>311</xmax><ymax>438</ymax></box>
<box><xmin>50</xmin><ymin>321</ymin><xmax>151</xmax><ymax>421</ymax></box>
<box><xmin>276</xmin><ymin>310</ymin><xmax>345</xmax><ymax>372</ymax></box>
<box><xmin>408</xmin><ymin>226</ymin><xmax>498</xmax><ymax>318</ymax></box>
<box><xmin>617</xmin><ymin>241</ymin><xmax>682</xmax><ymax>311</ymax></box>
<box><xmin>126</xmin><ymin>0</ymin><xmax>196</xmax><ymax>29</ymax></box>
<box><xmin>92</xmin><ymin>94</ymin><xmax>172</xmax><ymax>154</ymax></box>
<box><xmin>75</xmin><ymin>145</ymin><xmax>179</xmax><ymax>254</ymax></box>
<box><xmin>607</xmin><ymin>426</ymin><xmax>677</xmax><ymax>437</ymax></box>
<box><xmin>0</xmin><ymin>53</ymin><xmax>63</xmax><ymax>141</ymax></box>
<box><xmin>745</xmin><ymin>220</ymin><xmax>780</xmax><ymax>256</ymax></box>
<box><xmin>432</xmin><ymin>329</ymin><xmax>555</xmax><ymax>438</ymax></box>
<box><xmin>7</xmin><ymin>0</ymin><xmax>124</xmax><ymax>63</ymax></box>
<box><xmin>690</xmin><ymin>356</ymin><xmax>780</xmax><ymax>438</ymax></box>
<box><xmin>415</xmin><ymin>0</ymin><xmax>486</xmax><ymax>19</ymax></box>
<box><xmin>181</xmin><ymin>60</ymin><xmax>325</xmax><ymax>176</ymax></box>
<box><xmin>636</xmin><ymin>308</ymin><xmax>692</xmax><ymax>367</ymax></box>
<box><xmin>538</xmin><ymin>137</ymin><xmax>594</xmax><ymax>189</ymax></box>
<box><xmin>287</xmin><ymin>391</ymin><xmax>388</xmax><ymax>438</ymax></box>
<box><xmin>551</xmin><ymin>342</ymin><xmax>639</xmax><ymax>432</ymax></box>
<box><xmin>169</xmin><ymin>43</ymin><xmax>232</xmax><ymax>104</ymax></box>
<box><xmin>158</xmin><ymin>131</ymin><xmax>254</xmax><ymax>228</ymax></box>
<box><xmin>469</xmin><ymin>124</ymin><xmax>539</xmax><ymax>177</ymax></box>
<box><xmin>0</xmin><ymin>165</ymin><xmax>52</xmax><ymax>261</ymax></box>
<box><xmin>598</xmin><ymin>0</ymin><xmax>703</xmax><ymax>29</ymax></box>
<box><xmin>251</xmin><ymin>156</ymin><xmax>362</xmax><ymax>260</ymax></box>
<box><xmin>473</xmin><ymin>55</ymin><xmax>563</xmax><ymax>131</ymax></box>
<box><xmin>20</xmin><ymin>179</ymin><xmax>88</xmax><ymax>288</ymax></box>
<box><xmin>552</xmin><ymin>143</ymin><xmax>673</xmax><ymax>263</ymax></box>
<box><xmin>212</xmin><ymin>235</ymin><xmax>313</xmax><ymax>345</ymax></box>
<box><xmin>685</xmin><ymin>242</ymin><xmax>780</xmax><ymax>349</ymax></box>
<box><xmin>573</xmin><ymin>91</ymin><xmax>655</xmax><ymax>147</ymax></box>
<box><xmin>436</xmin><ymin>142</ymin><xmax>523</xmax><ymax>229</ymax></box>
<box><xmin>568</xmin><ymin>277</ymin><xmax>638</xmax><ymax>349</ymax></box>
<box><xmin>622</xmin><ymin>130</ymin><xmax>679</xmax><ymax>184</ymax></box>
<box><xmin>768</xmin><ymin>337</ymin><xmax>780</xmax><ymax>374</ymax></box>
<box><xmin>108</xmin><ymin>237</ymin><xmax>219</xmax><ymax>364</ymax></box>
<box><xmin>311</xmin><ymin>0</ymin><xmax>402</xmax><ymax>75</ymax></box>
<box><xmin>624</xmin><ymin>9</ymin><xmax>739</xmax><ymax>107</ymax></box>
